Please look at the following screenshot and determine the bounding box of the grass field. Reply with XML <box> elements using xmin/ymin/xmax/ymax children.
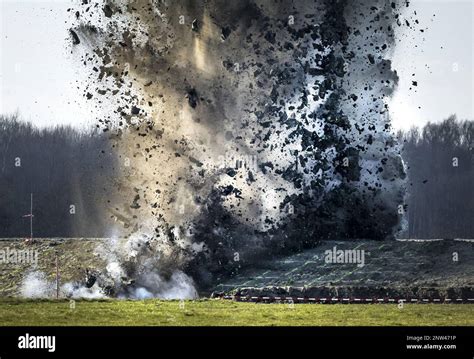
<box><xmin>0</xmin><ymin>299</ymin><xmax>473</xmax><ymax>326</ymax></box>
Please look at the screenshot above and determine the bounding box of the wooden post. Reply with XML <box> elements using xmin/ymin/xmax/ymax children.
<box><xmin>55</xmin><ymin>254</ymin><xmax>60</xmax><ymax>299</ymax></box>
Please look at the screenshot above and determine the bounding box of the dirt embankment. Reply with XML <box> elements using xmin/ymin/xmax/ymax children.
<box><xmin>0</xmin><ymin>239</ymin><xmax>105</xmax><ymax>296</ymax></box>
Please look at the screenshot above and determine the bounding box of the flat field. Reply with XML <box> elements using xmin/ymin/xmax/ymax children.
<box><xmin>0</xmin><ymin>299</ymin><xmax>472</xmax><ymax>326</ymax></box>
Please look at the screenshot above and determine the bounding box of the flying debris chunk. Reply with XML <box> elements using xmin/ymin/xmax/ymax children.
<box><xmin>192</xmin><ymin>19</ymin><xmax>199</xmax><ymax>32</ymax></box>
<box><xmin>131</xmin><ymin>106</ymin><xmax>141</xmax><ymax>115</ymax></box>
<box><xmin>189</xmin><ymin>156</ymin><xmax>203</xmax><ymax>167</ymax></box>
<box><xmin>221</xmin><ymin>27</ymin><xmax>231</xmax><ymax>40</ymax></box>
<box><xmin>130</xmin><ymin>194</ymin><xmax>141</xmax><ymax>209</ymax></box>
<box><xmin>186</xmin><ymin>89</ymin><xmax>199</xmax><ymax>109</ymax></box>
<box><xmin>221</xmin><ymin>185</ymin><xmax>234</xmax><ymax>196</ymax></box>
<box><xmin>69</xmin><ymin>29</ymin><xmax>80</xmax><ymax>45</ymax></box>
<box><xmin>84</xmin><ymin>269</ymin><xmax>97</xmax><ymax>288</ymax></box>
<box><xmin>226</xmin><ymin>168</ymin><xmax>237</xmax><ymax>177</ymax></box>
<box><xmin>103</xmin><ymin>5</ymin><xmax>113</xmax><ymax>18</ymax></box>
<box><xmin>367</xmin><ymin>54</ymin><xmax>375</xmax><ymax>64</ymax></box>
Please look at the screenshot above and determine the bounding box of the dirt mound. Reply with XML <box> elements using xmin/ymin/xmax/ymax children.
<box><xmin>0</xmin><ymin>239</ymin><xmax>105</xmax><ymax>296</ymax></box>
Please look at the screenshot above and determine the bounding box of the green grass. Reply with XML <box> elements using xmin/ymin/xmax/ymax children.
<box><xmin>0</xmin><ymin>299</ymin><xmax>473</xmax><ymax>326</ymax></box>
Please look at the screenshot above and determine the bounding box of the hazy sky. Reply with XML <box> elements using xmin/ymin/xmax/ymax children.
<box><xmin>0</xmin><ymin>0</ymin><xmax>473</xmax><ymax>130</ymax></box>
<box><xmin>0</xmin><ymin>0</ymin><xmax>93</xmax><ymax>129</ymax></box>
<box><xmin>390</xmin><ymin>0</ymin><xmax>473</xmax><ymax>130</ymax></box>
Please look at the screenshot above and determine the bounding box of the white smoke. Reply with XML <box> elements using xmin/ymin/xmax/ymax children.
<box><xmin>20</xmin><ymin>271</ymin><xmax>55</xmax><ymax>298</ymax></box>
<box><xmin>94</xmin><ymin>233</ymin><xmax>198</xmax><ymax>299</ymax></box>
<box><xmin>61</xmin><ymin>282</ymin><xmax>105</xmax><ymax>299</ymax></box>
<box><xmin>20</xmin><ymin>271</ymin><xmax>104</xmax><ymax>299</ymax></box>
<box><xmin>120</xmin><ymin>271</ymin><xmax>198</xmax><ymax>300</ymax></box>
<box><xmin>19</xmin><ymin>232</ymin><xmax>198</xmax><ymax>299</ymax></box>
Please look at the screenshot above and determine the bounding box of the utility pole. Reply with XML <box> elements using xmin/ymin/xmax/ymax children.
<box><xmin>22</xmin><ymin>193</ymin><xmax>34</xmax><ymax>242</ymax></box>
<box><xmin>30</xmin><ymin>193</ymin><xmax>33</xmax><ymax>240</ymax></box>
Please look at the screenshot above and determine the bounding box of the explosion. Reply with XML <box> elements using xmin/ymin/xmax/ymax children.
<box><xmin>65</xmin><ymin>0</ymin><xmax>407</xmax><ymax>296</ymax></box>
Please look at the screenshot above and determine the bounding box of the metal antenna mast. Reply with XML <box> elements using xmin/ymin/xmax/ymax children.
<box><xmin>22</xmin><ymin>193</ymin><xmax>34</xmax><ymax>241</ymax></box>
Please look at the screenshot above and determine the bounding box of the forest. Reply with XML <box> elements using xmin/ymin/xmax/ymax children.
<box><xmin>0</xmin><ymin>114</ymin><xmax>117</xmax><ymax>238</ymax></box>
<box><xmin>399</xmin><ymin>115</ymin><xmax>474</xmax><ymax>238</ymax></box>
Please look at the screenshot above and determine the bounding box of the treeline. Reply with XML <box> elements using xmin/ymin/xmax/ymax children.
<box><xmin>399</xmin><ymin>116</ymin><xmax>474</xmax><ymax>239</ymax></box>
<box><xmin>0</xmin><ymin>114</ymin><xmax>117</xmax><ymax>238</ymax></box>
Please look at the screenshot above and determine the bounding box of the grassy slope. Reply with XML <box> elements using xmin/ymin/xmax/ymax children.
<box><xmin>0</xmin><ymin>299</ymin><xmax>472</xmax><ymax>326</ymax></box>
<box><xmin>0</xmin><ymin>239</ymin><xmax>104</xmax><ymax>296</ymax></box>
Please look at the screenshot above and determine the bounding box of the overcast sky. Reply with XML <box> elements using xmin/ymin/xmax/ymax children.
<box><xmin>0</xmin><ymin>0</ymin><xmax>93</xmax><ymax>129</ymax></box>
<box><xmin>0</xmin><ymin>0</ymin><xmax>473</xmax><ymax>130</ymax></box>
<box><xmin>390</xmin><ymin>0</ymin><xmax>473</xmax><ymax>130</ymax></box>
